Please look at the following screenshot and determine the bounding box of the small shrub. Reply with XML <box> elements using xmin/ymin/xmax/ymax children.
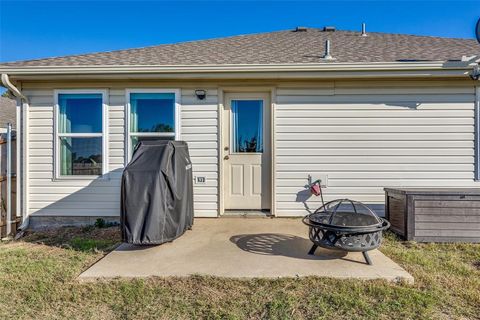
<box><xmin>94</xmin><ymin>218</ymin><xmax>106</xmax><ymax>229</ymax></box>
<box><xmin>94</xmin><ymin>218</ymin><xmax>118</xmax><ymax>229</ymax></box>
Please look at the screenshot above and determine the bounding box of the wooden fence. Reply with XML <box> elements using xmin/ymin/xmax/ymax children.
<box><xmin>0</xmin><ymin>127</ymin><xmax>17</xmax><ymax>238</ymax></box>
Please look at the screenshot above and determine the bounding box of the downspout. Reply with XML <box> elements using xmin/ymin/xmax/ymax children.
<box><xmin>1</xmin><ymin>74</ymin><xmax>29</xmax><ymax>234</ymax></box>
<box><xmin>1</xmin><ymin>74</ymin><xmax>28</xmax><ymax>103</ymax></box>
<box><xmin>474</xmin><ymin>64</ymin><xmax>480</xmax><ymax>181</ymax></box>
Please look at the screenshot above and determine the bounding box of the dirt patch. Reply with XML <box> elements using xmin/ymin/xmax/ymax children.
<box><xmin>472</xmin><ymin>260</ymin><xmax>480</xmax><ymax>270</ymax></box>
<box><xmin>20</xmin><ymin>226</ymin><xmax>121</xmax><ymax>251</ymax></box>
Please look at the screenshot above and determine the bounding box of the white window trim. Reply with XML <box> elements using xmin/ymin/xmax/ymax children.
<box><xmin>53</xmin><ymin>89</ymin><xmax>109</xmax><ymax>180</ymax></box>
<box><xmin>125</xmin><ymin>88</ymin><xmax>181</xmax><ymax>163</ymax></box>
<box><xmin>229</xmin><ymin>96</ymin><xmax>265</xmax><ymax>155</ymax></box>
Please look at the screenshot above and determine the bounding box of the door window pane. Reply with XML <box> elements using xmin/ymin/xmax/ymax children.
<box><xmin>58</xmin><ymin>94</ymin><xmax>102</xmax><ymax>133</ymax></box>
<box><xmin>130</xmin><ymin>93</ymin><xmax>175</xmax><ymax>133</ymax></box>
<box><xmin>231</xmin><ymin>100</ymin><xmax>263</xmax><ymax>153</ymax></box>
<box><xmin>60</xmin><ymin>137</ymin><xmax>102</xmax><ymax>176</ymax></box>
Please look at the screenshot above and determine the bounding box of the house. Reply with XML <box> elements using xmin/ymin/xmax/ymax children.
<box><xmin>1</xmin><ymin>27</ymin><xmax>480</xmax><ymax>228</ymax></box>
<box><xmin>0</xmin><ymin>96</ymin><xmax>16</xmax><ymax>132</ymax></box>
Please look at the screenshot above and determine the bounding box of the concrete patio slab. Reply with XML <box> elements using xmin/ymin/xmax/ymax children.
<box><xmin>79</xmin><ymin>218</ymin><xmax>413</xmax><ymax>283</ymax></box>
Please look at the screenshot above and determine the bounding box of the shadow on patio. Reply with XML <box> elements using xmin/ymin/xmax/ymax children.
<box><xmin>230</xmin><ymin>233</ymin><xmax>346</xmax><ymax>260</ymax></box>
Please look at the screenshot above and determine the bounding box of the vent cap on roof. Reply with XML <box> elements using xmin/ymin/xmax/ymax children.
<box><xmin>361</xmin><ymin>23</ymin><xmax>367</xmax><ymax>36</ymax></box>
<box><xmin>323</xmin><ymin>26</ymin><xmax>336</xmax><ymax>32</ymax></box>
<box><xmin>294</xmin><ymin>26</ymin><xmax>307</xmax><ymax>32</ymax></box>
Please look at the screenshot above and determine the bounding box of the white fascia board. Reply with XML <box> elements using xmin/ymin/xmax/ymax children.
<box><xmin>1</xmin><ymin>60</ymin><xmax>477</xmax><ymax>80</ymax></box>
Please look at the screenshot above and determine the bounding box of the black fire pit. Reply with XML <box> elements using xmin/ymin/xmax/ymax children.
<box><xmin>302</xmin><ymin>199</ymin><xmax>390</xmax><ymax>265</ymax></box>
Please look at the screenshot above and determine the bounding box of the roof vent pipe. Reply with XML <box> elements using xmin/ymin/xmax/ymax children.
<box><xmin>323</xmin><ymin>40</ymin><xmax>334</xmax><ymax>60</ymax></box>
<box><xmin>361</xmin><ymin>23</ymin><xmax>367</xmax><ymax>36</ymax></box>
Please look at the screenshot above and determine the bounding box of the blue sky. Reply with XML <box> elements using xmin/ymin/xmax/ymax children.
<box><xmin>1</xmin><ymin>0</ymin><xmax>479</xmax><ymax>63</ymax></box>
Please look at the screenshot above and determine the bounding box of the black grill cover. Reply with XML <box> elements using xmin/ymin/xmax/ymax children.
<box><xmin>121</xmin><ymin>140</ymin><xmax>194</xmax><ymax>244</ymax></box>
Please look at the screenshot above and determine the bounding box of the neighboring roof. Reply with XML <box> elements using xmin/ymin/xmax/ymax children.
<box><xmin>0</xmin><ymin>97</ymin><xmax>16</xmax><ymax>128</ymax></box>
<box><xmin>1</xmin><ymin>28</ymin><xmax>479</xmax><ymax>67</ymax></box>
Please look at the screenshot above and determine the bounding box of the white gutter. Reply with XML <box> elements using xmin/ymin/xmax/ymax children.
<box><xmin>0</xmin><ymin>60</ymin><xmax>478</xmax><ymax>75</ymax></box>
<box><xmin>1</xmin><ymin>74</ymin><xmax>29</xmax><ymax>234</ymax></box>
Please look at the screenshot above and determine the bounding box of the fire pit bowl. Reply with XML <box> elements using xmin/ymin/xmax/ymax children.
<box><xmin>302</xmin><ymin>199</ymin><xmax>390</xmax><ymax>265</ymax></box>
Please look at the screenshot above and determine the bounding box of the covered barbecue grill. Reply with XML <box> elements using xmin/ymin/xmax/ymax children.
<box><xmin>121</xmin><ymin>140</ymin><xmax>194</xmax><ymax>245</ymax></box>
<box><xmin>303</xmin><ymin>199</ymin><xmax>390</xmax><ymax>265</ymax></box>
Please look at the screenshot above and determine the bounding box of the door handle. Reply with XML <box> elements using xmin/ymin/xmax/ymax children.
<box><xmin>224</xmin><ymin>155</ymin><xmax>230</xmax><ymax>160</ymax></box>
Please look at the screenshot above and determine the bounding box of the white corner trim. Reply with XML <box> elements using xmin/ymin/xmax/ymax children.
<box><xmin>22</xmin><ymin>96</ymin><xmax>29</xmax><ymax>221</ymax></box>
<box><xmin>217</xmin><ymin>89</ymin><xmax>224</xmax><ymax>217</ymax></box>
<box><xmin>270</xmin><ymin>87</ymin><xmax>277</xmax><ymax>217</ymax></box>
<box><xmin>475</xmin><ymin>85</ymin><xmax>480</xmax><ymax>181</ymax></box>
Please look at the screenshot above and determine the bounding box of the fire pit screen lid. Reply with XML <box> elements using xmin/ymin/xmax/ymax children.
<box><xmin>310</xmin><ymin>199</ymin><xmax>383</xmax><ymax>228</ymax></box>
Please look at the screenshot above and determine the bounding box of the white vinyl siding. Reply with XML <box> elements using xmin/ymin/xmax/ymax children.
<box><xmin>181</xmin><ymin>89</ymin><xmax>219</xmax><ymax>217</ymax></box>
<box><xmin>23</xmin><ymin>85</ymin><xmax>218</xmax><ymax>218</ymax></box>
<box><xmin>20</xmin><ymin>80</ymin><xmax>477</xmax><ymax>219</ymax></box>
<box><xmin>274</xmin><ymin>81</ymin><xmax>478</xmax><ymax>217</ymax></box>
<box><xmin>25</xmin><ymin>88</ymin><xmax>122</xmax><ymax>216</ymax></box>
<box><xmin>108</xmin><ymin>89</ymin><xmax>127</xmax><ymax>176</ymax></box>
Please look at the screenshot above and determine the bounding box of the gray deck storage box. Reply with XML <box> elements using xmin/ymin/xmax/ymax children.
<box><xmin>384</xmin><ymin>188</ymin><xmax>480</xmax><ymax>243</ymax></box>
<box><xmin>121</xmin><ymin>140</ymin><xmax>194</xmax><ymax>245</ymax></box>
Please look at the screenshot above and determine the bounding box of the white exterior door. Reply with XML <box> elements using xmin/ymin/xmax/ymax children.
<box><xmin>223</xmin><ymin>93</ymin><xmax>271</xmax><ymax>210</ymax></box>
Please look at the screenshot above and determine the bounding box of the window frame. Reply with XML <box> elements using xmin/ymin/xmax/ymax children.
<box><xmin>53</xmin><ymin>89</ymin><xmax>109</xmax><ymax>180</ymax></box>
<box><xmin>125</xmin><ymin>89</ymin><xmax>181</xmax><ymax>162</ymax></box>
<box><xmin>229</xmin><ymin>97</ymin><xmax>265</xmax><ymax>155</ymax></box>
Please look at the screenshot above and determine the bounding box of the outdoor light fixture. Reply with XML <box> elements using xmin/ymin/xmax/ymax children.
<box><xmin>195</xmin><ymin>89</ymin><xmax>206</xmax><ymax>100</ymax></box>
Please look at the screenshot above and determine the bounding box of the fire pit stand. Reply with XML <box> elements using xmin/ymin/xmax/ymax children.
<box><xmin>303</xmin><ymin>199</ymin><xmax>390</xmax><ymax>265</ymax></box>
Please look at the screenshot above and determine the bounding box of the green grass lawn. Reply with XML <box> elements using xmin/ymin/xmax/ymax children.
<box><xmin>0</xmin><ymin>226</ymin><xmax>479</xmax><ymax>320</ymax></box>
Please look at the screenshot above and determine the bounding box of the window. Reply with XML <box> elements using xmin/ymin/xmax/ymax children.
<box><xmin>231</xmin><ymin>100</ymin><xmax>263</xmax><ymax>153</ymax></box>
<box><xmin>55</xmin><ymin>91</ymin><xmax>107</xmax><ymax>177</ymax></box>
<box><xmin>127</xmin><ymin>90</ymin><xmax>180</xmax><ymax>158</ymax></box>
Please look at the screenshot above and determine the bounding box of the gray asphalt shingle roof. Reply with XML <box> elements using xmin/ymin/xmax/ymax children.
<box><xmin>2</xmin><ymin>29</ymin><xmax>479</xmax><ymax>67</ymax></box>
